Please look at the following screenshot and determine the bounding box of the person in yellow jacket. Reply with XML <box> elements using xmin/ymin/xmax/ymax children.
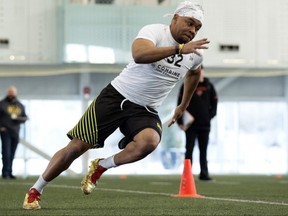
<box><xmin>0</xmin><ymin>85</ymin><xmax>28</xmax><ymax>179</ymax></box>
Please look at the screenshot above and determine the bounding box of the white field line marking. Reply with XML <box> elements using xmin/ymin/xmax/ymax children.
<box><xmin>213</xmin><ymin>181</ymin><xmax>240</xmax><ymax>185</ymax></box>
<box><xmin>2</xmin><ymin>182</ymin><xmax>288</xmax><ymax>206</ymax></box>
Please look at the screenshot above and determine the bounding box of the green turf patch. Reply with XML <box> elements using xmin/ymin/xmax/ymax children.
<box><xmin>0</xmin><ymin>175</ymin><xmax>287</xmax><ymax>215</ymax></box>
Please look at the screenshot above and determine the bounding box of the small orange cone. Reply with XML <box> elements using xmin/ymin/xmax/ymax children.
<box><xmin>119</xmin><ymin>175</ymin><xmax>128</xmax><ymax>179</ymax></box>
<box><xmin>172</xmin><ymin>159</ymin><xmax>204</xmax><ymax>198</ymax></box>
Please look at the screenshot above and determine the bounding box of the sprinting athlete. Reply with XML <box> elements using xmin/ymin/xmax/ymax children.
<box><xmin>23</xmin><ymin>0</ymin><xmax>209</xmax><ymax>209</ymax></box>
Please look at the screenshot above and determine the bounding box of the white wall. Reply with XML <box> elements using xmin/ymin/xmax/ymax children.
<box><xmin>1</xmin><ymin>0</ymin><xmax>288</xmax><ymax>68</ymax></box>
<box><xmin>63</xmin><ymin>0</ymin><xmax>288</xmax><ymax>68</ymax></box>
<box><xmin>201</xmin><ymin>0</ymin><xmax>288</xmax><ymax>68</ymax></box>
<box><xmin>0</xmin><ymin>0</ymin><xmax>61</xmax><ymax>64</ymax></box>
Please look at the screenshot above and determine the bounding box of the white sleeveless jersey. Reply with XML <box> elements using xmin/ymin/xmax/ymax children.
<box><xmin>111</xmin><ymin>23</ymin><xmax>203</xmax><ymax>109</ymax></box>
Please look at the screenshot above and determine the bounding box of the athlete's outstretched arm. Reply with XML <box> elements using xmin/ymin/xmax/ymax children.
<box><xmin>132</xmin><ymin>38</ymin><xmax>209</xmax><ymax>64</ymax></box>
<box><xmin>168</xmin><ymin>67</ymin><xmax>201</xmax><ymax>127</ymax></box>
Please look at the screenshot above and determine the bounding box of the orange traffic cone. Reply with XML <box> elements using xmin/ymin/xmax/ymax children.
<box><xmin>172</xmin><ymin>159</ymin><xmax>204</xmax><ymax>198</ymax></box>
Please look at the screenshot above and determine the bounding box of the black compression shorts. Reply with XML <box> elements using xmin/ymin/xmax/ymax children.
<box><xmin>67</xmin><ymin>83</ymin><xmax>162</xmax><ymax>148</ymax></box>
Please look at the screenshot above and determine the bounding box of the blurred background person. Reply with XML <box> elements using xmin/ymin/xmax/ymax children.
<box><xmin>177</xmin><ymin>65</ymin><xmax>218</xmax><ymax>181</ymax></box>
<box><xmin>0</xmin><ymin>85</ymin><xmax>28</xmax><ymax>179</ymax></box>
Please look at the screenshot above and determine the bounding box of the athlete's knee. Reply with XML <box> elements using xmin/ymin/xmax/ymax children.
<box><xmin>144</xmin><ymin>136</ymin><xmax>160</xmax><ymax>152</ymax></box>
<box><xmin>135</xmin><ymin>131</ymin><xmax>160</xmax><ymax>154</ymax></box>
<box><xmin>65</xmin><ymin>138</ymin><xmax>90</xmax><ymax>158</ymax></box>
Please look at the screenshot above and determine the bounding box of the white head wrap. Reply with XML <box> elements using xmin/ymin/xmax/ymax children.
<box><xmin>165</xmin><ymin>1</ymin><xmax>204</xmax><ymax>23</ymax></box>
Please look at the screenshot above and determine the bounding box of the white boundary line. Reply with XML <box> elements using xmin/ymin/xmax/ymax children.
<box><xmin>98</xmin><ymin>188</ymin><xmax>288</xmax><ymax>206</ymax></box>
<box><xmin>2</xmin><ymin>182</ymin><xmax>288</xmax><ymax>207</ymax></box>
